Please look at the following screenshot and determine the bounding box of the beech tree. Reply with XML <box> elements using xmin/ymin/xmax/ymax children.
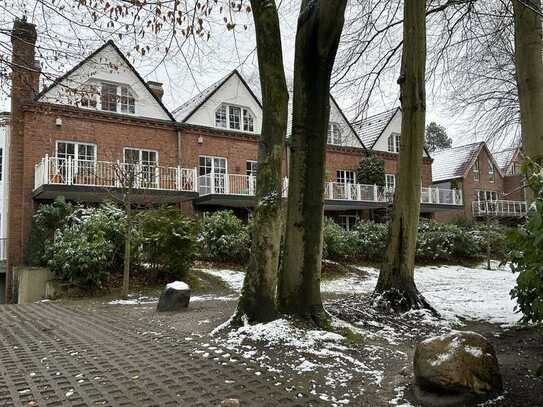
<box><xmin>235</xmin><ymin>0</ymin><xmax>289</xmax><ymax>323</ymax></box>
<box><xmin>512</xmin><ymin>0</ymin><xmax>543</xmax><ymax>163</ymax></box>
<box><xmin>373</xmin><ymin>0</ymin><xmax>434</xmax><ymax>312</ymax></box>
<box><xmin>278</xmin><ymin>0</ymin><xmax>347</xmax><ymax>326</ymax></box>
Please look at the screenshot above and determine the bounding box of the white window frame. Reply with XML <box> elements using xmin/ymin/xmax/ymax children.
<box><xmin>199</xmin><ymin>155</ymin><xmax>228</xmax><ymax>175</ymax></box>
<box><xmin>327</xmin><ymin>122</ymin><xmax>343</xmax><ymax>145</ymax></box>
<box><xmin>246</xmin><ymin>160</ymin><xmax>258</xmax><ymax>177</ymax></box>
<box><xmin>123</xmin><ymin>147</ymin><xmax>159</xmax><ymax>166</ymax></box>
<box><xmin>385</xmin><ymin>174</ymin><xmax>396</xmax><ymax>190</ymax></box>
<box><xmin>214</xmin><ymin>104</ymin><xmax>256</xmax><ymax>133</ymax></box>
<box><xmin>475</xmin><ymin>190</ymin><xmax>498</xmax><ymax>202</ymax></box>
<box><xmin>80</xmin><ymin>81</ymin><xmax>137</xmax><ymax>115</ymax></box>
<box><xmin>387</xmin><ymin>132</ymin><xmax>401</xmax><ymax>153</ymax></box>
<box><xmin>488</xmin><ymin>159</ymin><xmax>496</xmax><ymax>183</ymax></box>
<box><xmin>336</xmin><ymin>170</ymin><xmax>356</xmax><ymax>184</ymax></box>
<box><xmin>56</xmin><ymin>140</ymin><xmax>97</xmax><ymax>162</ymax></box>
<box><xmin>473</xmin><ymin>159</ymin><xmax>480</xmax><ymax>181</ymax></box>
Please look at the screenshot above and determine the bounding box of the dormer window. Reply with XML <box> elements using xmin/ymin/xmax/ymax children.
<box><xmin>387</xmin><ymin>132</ymin><xmax>400</xmax><ymax>153</ymax></box>
<box><xmin>215</xmin><ymin>104</ymin><xmax>255</xmax><ymax>132</ymax></box>
<box><xmin>328</xmin><ymin>122</ymin><xmax>342</xmax><ymax>145</ymax></box>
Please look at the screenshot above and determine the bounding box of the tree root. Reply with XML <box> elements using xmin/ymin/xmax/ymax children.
<box><xmin>372</xmin><ymin>288</ymin><xmax>440</xmax><ymax>317</ymax></box>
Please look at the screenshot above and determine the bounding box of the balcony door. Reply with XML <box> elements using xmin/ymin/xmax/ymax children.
<box><xmin>199</xmin><ymin>156</ymin><xmax>227</xmax><ymax>194</ymax></box>
<box><xmin>335</xmin><ymin>170</ymin><xmax>356</xmax><ymax>200</ymax></box>
<box><xmin>124</xmin><ymin>148</ymin><xmax>159</xmax><ymax>188</ymax></box>
<box><xmin>56</xmin><ymin>141</ymin><xmax>96</xmax><ymax>183</ymax></box>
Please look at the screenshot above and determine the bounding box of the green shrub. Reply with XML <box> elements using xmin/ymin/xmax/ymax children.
<box><xmin>25</xmin><ymin>197</ymin><xmax>74</xmax><ymax>266</ymax></box>
<box><xmin>140</xmin><ymin>207</ymin><xmax>198</xmax><ymax>279</ymax></box>
<box><xmin>199</xmin><ymin>210</ymin><xmax>250</xmax><ymax>263</ymax></box>
<box><xmin>507</xmin><ymin>161</ymin><xmax>543</xmax><ymax>323</ymax></box>
<box><xmin>353</xmin><ymin>221</ymin><xmax>388</xmax><ymax>260</ymax></box>
<box><xmin>323</xmin><ymin>218</ymin><xmax>359</xmax><ymax>260</ymax></box>
<box><xmin>47</xmin><ymin>223</ymin><xmax>114</xmax><ymax>288</ymax></box>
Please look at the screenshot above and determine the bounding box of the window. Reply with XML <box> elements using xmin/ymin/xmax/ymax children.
<box><xmin>336</xmin><ymin>170</ymin><xmax>356</xmax><ymax>184</ymax></box>
<box><xmin>100</xmin><ymin>83</ymin><xmax>118</xmax><ymax>112</ymax></box>
<box><xmin>56</xmin><ymin>141</ymin><xmax>96</xmax><ymax>177</ymax></box>
<box><xmin>229</xmin><ymin>106</ymin><xmax>241</xmax><ymax>130</ymax></box>
<box><xmin>124</xmin><ymin>148</ymin><xmax>158</xmax><ymax>166</ymax></box>
<box><xmin>327</xmin><ymin>123</ymin><xmax>342</xmax><ymax>145</ymax></box>
<box><xmin>337</xmin><ymin>215</ymin><xmax>358</xmax><ymax>231</ymax></box>
<box><xmin>246</xmin><ymin>160</ymin><xmax>258</xmax><ymax>177</ymax></box>
<box><xmin>215</xmin><ymin>104</ymin><xmax>255</xmax><ymax>132</ymax></box>
<box><xmin>488</xmin><ymin>159</ymin><xmax>496</xmax><ymax>183</ymax></box>
<box><xmin>124</xmin><ymin>148</ymin><xmax>159</xmax><ymax>186</ymax></box>
<box><xmin>243</xmin><ymin>109</ymin><xmax>254</xmax><ymax>132</ymax></box>
<box><xmin>80</xmin><ymin>84</ymin><xmax>98</xmax><ymax>108</ymax></box>
<box><xmin>473</xmin><ymin>159</ymin><xmax>480</xmax><ymax>181</ymax></box>
<box><xmin>387</xmin><ymin>133</ymin><xmax>400</xmax><ymax>153</ymax></box>
<box><xmin>385</xmin><ymin>174</ymin><xmax>396</xmax><ymax>190</ymax></box>
<box><xmin>475</xmin><ymin>190</ymin><xmax>498</xmax><ymax>202</ymax></box>
<box><xmin>199</xmin><ymin>155</ymin><xmax>227</xmax><ymax>175</ymax></box>
<box><xmin>120</xmin><ymin>86</ymin><xmax>135</xmax><ymax>114</ymax></box>
<box><xmin>215</xmin><ymin>105</ymin><xmax>227</xmax><ymax>128</ymax></box>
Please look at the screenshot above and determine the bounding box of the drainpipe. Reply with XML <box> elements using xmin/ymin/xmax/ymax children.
<box><xmin>176</xmin><ymin>127</ymin><xmax>182</xmax><ymax>167</ymax></box>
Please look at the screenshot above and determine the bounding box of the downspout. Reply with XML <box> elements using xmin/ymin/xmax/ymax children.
<box><xmin>176</xmin><ymin>126</ymin><xmax>182</xmax><ymax>166</ymax></box>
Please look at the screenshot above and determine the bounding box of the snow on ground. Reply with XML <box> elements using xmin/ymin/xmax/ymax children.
<box><xmin>108</xmin><ymin>295</ymin><xmax>158</xmax><ymax>305</ymax></box>
<box><xmin>195</xmin><ymin>268</ymin><xmax>245</xmax><ymax>291</ymax></box>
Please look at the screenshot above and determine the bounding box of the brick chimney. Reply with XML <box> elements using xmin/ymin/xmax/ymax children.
<box><xmin>5</xmin><ymin>18</ymin><xmax>38</xmax><ymax>303</ymax></box>
<box><xmin>147</xmin><ymin>81</ymin><xmax>164</xmax><ymax>101</ymax></box>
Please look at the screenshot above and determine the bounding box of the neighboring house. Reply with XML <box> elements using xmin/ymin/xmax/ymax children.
<box><xmin>6</xmin><ymin>17</ymin><xmax>464</xmax><ymax>276</ymax></box>
<box><xmin>493</xmin><ymin>147</ymin><xmax>525</xmax><ymax>202</ymax></box>
<box><xmin>432</xmin><ymin>142</ymin><xmax>527</xmax><ymax>222</ymax></box>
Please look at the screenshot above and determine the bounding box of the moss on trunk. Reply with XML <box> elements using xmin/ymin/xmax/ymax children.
<box><xmin>278</xmin><ymin>0</ymin><xmax>347</xmax><ymax>327</ymax></box>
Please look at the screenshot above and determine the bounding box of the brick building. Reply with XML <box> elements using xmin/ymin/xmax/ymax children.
<box><xmin>432</xmin><ymin>142</ymin><xmax>527</xmax><ymax>223</ymax></box>
<box><xmin>5</xmin><ymin>19</ymin><xmax>464</xmax><ymax>294</ymax></box>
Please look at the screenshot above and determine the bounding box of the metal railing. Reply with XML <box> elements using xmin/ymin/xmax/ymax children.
<box><xmin>325</xmin><ymin>182</ymin><xmax>393</xmax><ymax>202</ymax></box>
<box><xmin>472</xmin><ymin>200</ymin><xmax>528</xmax><ymax>218</ymax></box>
<box><xmin>34</xmin><ymin>156</ymin><xmax>198</xmax><ymax>193</ymax></box>
<box><xmin>421</xmin><ymin>187</ymin><xmax>463</xmax><ymax>206</ymax></box>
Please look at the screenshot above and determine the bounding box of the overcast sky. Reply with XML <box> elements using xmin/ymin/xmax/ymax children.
<box><xmin>0</xmin><ymin>0</ymin><xmax>500</xmax><ymax>148</ymax></box>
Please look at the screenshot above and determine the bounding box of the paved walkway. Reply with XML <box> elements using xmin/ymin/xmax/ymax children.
<box><xmin>0</xmin><ymin>304</ymin><xmax>319</xmax><ymax>406</ymax></box>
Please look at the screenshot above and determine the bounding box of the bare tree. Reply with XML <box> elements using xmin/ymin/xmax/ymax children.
<box><xmin>278</xmin><ymin>0</ymin><xmax>347</xmax><ymax>326</ymax></box>
<box><xmin>235</xmin><ymin>0</ymin><xmax>289</xmax><ymax>324</ymax></box>
<box><xmin>373</xmin><ymin>0</ymin><xmax>435</xmax><ymax>313</ymax></box>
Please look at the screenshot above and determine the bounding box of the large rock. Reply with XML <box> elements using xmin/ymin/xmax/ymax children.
<box><xmin>414</xmin><ymin>331</ymin><xmax>502</xmax><ymax>404</ymax></box>
<box><xmin>156</xmin><ymin>281</ymin><xmax>191</xmax><ymax>312</ymax></box>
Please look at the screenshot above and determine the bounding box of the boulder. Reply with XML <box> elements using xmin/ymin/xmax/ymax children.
<box><xmin>414</xmin><ymin>331</ymin><xmax>502</xmax><ymax>403</ymax></box>
<box><xmin>156</xmin><ymin>281</ymin><xmax>191</xmax><ymax>312</ymax></box>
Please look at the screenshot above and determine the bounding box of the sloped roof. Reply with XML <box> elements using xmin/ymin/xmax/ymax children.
<box><xmin>172</xmin><ymin>70</ymin><xmax>262</xmax><ymax>122</ymax></box>
<box><xmin>492</xmin><ymin>147</ymin><xmax>519</xmax><ymax>173</ymax></box>
<box><xmin>36</xmin><ymin>40</ymin><xmax>175</xmax><ymax>121</ymax></box>
<box><xmin>351</xmin><ymin>108</ymin><xmax>399</xmax><ymax>148</ymax></box>
<box><xmin>432</xmin><ymin>142</ymin><xmax>485</xmax><ymax>182</ymax></box>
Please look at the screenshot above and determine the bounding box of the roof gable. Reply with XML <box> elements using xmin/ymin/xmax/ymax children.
<box><xmin>352</xmin><ymin>108</ymin><xmax>399</xmax><ymax>149</ymax></box>
<box><xmin>173</xmin><ymin>70</ymin><xmax>262</xmax><ymax>127</ymax></box>
<box><xmin>492</xmin><ymin>147</ymin><xmax>521</xmax><ymax>173</ymax></box>
<box><xmin>37</xmin><ymin>41</ymin><xmax>174</xmax><ymax>121</ymax></box>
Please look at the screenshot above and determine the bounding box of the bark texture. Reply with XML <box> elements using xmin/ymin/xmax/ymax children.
<box><xmin>512</xmin><ymin>0</ymin><xmax>543</xmax><ymax>163</ymax></box>
<box><xmin>374</xmin><ymin>0</ymin><xmax>434</xmax><ymax>313</ymax></box>
<box><xmin>236</xmin><ymin>0</ymin><xmax>289</xmax><ymax>323</ymax></box>
<box><xmin>278</xmin><ymin>0</ymin><xmax>347</xmax><ymax>326</ymax></box>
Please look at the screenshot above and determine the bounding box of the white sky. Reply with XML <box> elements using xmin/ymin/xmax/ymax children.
<box><xmin>0</xmin><ymin>0</ymin><xmax>492</xmax><ymax>147</ymax></box>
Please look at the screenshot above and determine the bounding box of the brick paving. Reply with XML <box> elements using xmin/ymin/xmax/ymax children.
<box><xmin>0</xmin><ymin>304</ymin><xmax>320</xmax><ymax>407</ymax></box>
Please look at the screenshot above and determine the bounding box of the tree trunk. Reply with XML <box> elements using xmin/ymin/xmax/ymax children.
<box><xmin>512</xmin><ymin>0</ymin><xmax>543</xmax><ymax>164</ymax></box>
<box><xmin>122</xmin><ymin>199</ymin><xmax>131</xmax><ymax>299</ymax></box>
<box><xmin>278</xmin><ymin>0</ymin><xmax>347</xmax><ymax>326</ymax></box>
<box><xmin>374</xmin><ymin>0</ymin><xmax>434</xmax><ymax>313</ymax></box>
<box><xmin>235</xmin><ymin>0</ymin><xmax>289</xmax><ymax>324</ymax></box>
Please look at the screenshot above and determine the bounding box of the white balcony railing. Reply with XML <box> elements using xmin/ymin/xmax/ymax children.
<box><xmin>325</xmin><ymin>182</ymin><xmax>393</xmax><ymax>202</ymax></box>
<box><xmin>421</xmin><ymin>187</ymin><xmax>463</xmax><ymax>206</ymax></box>
<box><xmin>34</xmin><ymin>156</ymin><xmax>197</xmax><ymax>193</ymax></box>
<box><xmin>472</xmin><ymin>200</ymin><xmax>528</xmax><ymax>218</ymax></box>
<box><xmin>198</xmin><ymin>174</ymin><xmax>289</xmax><ymax>198</ymax></box>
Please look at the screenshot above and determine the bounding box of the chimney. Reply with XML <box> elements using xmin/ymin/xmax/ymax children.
<box><xmin>11</xmin><ymin>18</ymin><xmax>38</xmax><ymax>100</ymax></box>
<box><xmin>147</xmin><ymin>81</ymin><xmax>164</xmax><ymax>101</ymax></box>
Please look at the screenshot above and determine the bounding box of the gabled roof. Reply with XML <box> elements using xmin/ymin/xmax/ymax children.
<box><xmin>36</xmin><ymin>40</ymin><xmax>175</xmax><ymax>121</ymax></box>
<box><xmin>173</xmin><ymin>70</ymin><xmax>262</xmax><ymax>123</ymax></box>
<box><xmin>492</xmin><ymin>147</ymin><xmax>520</xmax><ymax>173</ymax></box>
<box><xmin>329</xmin><ymin>95</ymin><xmax>367</xmax><ymax>151</ymax></box>
<box><xmin>432</xmin><ymin>142</ymin><xmax>504</xmax><ymax>183</ymax></box>
<box><xmin>352</xmin><ymin>108</ymin><xmax>399</xmax><ymax>149</ymax></box>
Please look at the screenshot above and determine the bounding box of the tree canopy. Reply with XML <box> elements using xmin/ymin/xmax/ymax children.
<box><xmin>425</xmin><ymin>121</ymin><xmax>451</xmax><ymax>152</ymax></box>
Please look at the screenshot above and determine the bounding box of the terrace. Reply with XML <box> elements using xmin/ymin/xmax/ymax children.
<box><xmin>472</xmin><ymin>200</ymin><xmax>528</xmax><ymax>218</ymax></box>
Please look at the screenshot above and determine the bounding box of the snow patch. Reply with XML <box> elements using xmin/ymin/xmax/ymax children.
<box><xmin>196</xmin><ymin>268</ymin><xmax>245</xmax><ymax>291</ymax></box>
<box><xmin>166</xmin><ymin>281</ymin><xmax>189</xmax><ymax>291</ymax></box>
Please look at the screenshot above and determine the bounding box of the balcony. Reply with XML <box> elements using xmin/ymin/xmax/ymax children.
<box><xmin>33</xmin><ymin>156</ymin><xmax>198</xmax><ymax>203</ymax></box>
<box><xmin>472</xmin><ymin>200</ymin><xmax>528</xmax><ymax>218</ymax></box>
